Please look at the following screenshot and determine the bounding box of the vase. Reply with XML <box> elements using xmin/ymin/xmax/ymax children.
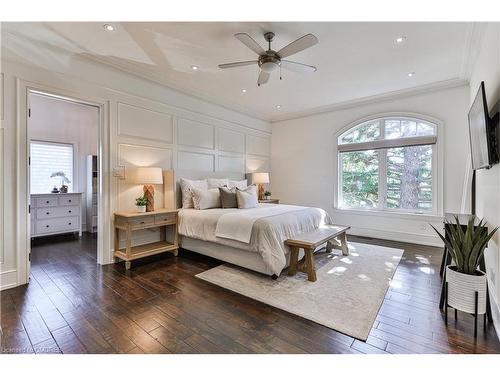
<box><xmin>136</xmin><ymin>205</ymin><xmax>146</xmax><ymax>213</ymax></box>
<box><xmin>446</xmin><ymin>265</ymin><xmax>487</xmax><ymax>314</ymax></box>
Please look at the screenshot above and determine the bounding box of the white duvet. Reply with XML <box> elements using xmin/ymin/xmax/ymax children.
<box><xmin>178</xmin><ymin>203</ymin><xmax>332</xmax><ymax>275</ymax></box>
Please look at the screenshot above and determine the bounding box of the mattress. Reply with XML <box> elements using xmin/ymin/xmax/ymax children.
<box><xmin>178</xmin><ymin>204</ymin><xmax>332</xmax><ymax>275</ymax></box>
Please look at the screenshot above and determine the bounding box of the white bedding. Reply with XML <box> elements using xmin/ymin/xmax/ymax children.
<box><xmin>178</xmin><ymin>203</ymin><xmax>332</xmax><ymax>275</ymax></box>
<box><xmin>215</xmin><ymin>204</ymin><xmax>309</xmax><ymax>243</ymax></box>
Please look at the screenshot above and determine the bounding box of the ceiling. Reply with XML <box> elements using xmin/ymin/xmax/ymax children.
<box><xmin>1</xmin><ymin>22</ymin><xmax>473</xmax><ymax>121</ymax></box>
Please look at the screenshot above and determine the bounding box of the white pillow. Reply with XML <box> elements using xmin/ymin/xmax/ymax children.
<box><xmin>180</xmin><ymin>178</ymin><xmax>208</xmax><ymax>208</ymax></box>
<box><xmin>192</xmin><ymin>188</ymin><xmax>221</xmax><ymax>210</ymax></box>
<box><xmin>236</xmin><ymin>185</ymin><xmax>258</xmax><ymax>209</ymax></box>
<box><xmin>207</xmin><ymin>178</ymin><xmax>229</xmax><ymax>189</ymax></box>
<box><xmin>228</xmin><ymin>179</ymin><xmax>247</xmax><ymax>189</ymax></box>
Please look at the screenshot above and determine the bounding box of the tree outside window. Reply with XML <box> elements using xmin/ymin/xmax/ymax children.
<box><xmin>338</xmin><ymin>117</ymin><xmax>436</xmax><ymax>213</ymax></box>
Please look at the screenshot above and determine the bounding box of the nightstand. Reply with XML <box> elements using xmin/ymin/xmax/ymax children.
<box><xmin>259</xmin><ymin>199</ymin><xmax>280</xmax><ymax>204</ymax></box>
<box><xmin>114</xmin><ymin>208</ymin><xmax>179</xmax><ymax>270</ymax></box>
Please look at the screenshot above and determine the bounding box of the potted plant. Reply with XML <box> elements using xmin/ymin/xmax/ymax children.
<box><xmin>431</xmin><ymin>216</ymin><xmax>498</xmax><ymax>317</ymax></box>
<box><xmin>135</xmin><ymin>196</ymin><xmax>148</xmax><ymax>213</ymax></box>
<box><xmin>264</xmin><ymin>190</ymin><xmax>271</xmax><ymax>200</ymax></box>
<box><xmin>50</xmin><ymin>171</ymin><xmax>71</xmax><ymax>193</ymax></box>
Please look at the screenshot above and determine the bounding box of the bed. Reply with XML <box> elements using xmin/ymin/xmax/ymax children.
<box><xmin>175</xmin><ymin>172</ymin><xmax>332</xmax><ymax>277</ymax></box>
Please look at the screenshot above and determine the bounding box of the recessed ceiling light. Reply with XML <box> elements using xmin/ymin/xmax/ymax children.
<box><xmin>191</xmin><ymin>65</ymin><xmax>199</xmax><ymax>71</ymax></box>
<box><xmin>407</xmin><ymin>72</ymin><xmax>416</xmax><ymax>77</ymax></box>
<box><xmin>395</xmin><ymin>36</ymin><xmax>407</xmax><ymax>44</ymax></box>
<box><xmin>103</xmin><ymin>24</ymin><xmax>115</xmax><ymax>32</ymax></box>
<box><xmin>241</xmin><ymin>89</ymin><xmax>247</xmax><ymax>93</ymax></box>
<box><xmin>275</xmin><ymin>105</ymin><xmax>282</xmax><ymax>109</ymax></box>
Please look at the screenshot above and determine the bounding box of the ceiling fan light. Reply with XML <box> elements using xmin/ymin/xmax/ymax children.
<box><xmin>261</xmin><ymin>61</ymin><xmax>278</xmax><ymax>73</ymax></box>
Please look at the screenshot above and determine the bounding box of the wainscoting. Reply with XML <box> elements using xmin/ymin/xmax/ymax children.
<box><xmin>114</xmin><ymin>95</ymin><xmax>271</xmax><ymax>250</ymax></box>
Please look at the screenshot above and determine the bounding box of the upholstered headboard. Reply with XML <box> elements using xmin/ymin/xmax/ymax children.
<box><xmin>174</xmin><ymin>170</ymin><xmax>247</xmax><ymax>209</ymax></box>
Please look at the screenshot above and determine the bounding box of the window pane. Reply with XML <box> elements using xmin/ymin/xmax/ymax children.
<box><xmin>417</xmin><ymin>122</ymin><xmax>435</xmax><ymax>136</ymax></box>
<box><xmin>340</xmin><ymin>122</ymin><xmax>380</xmax><ymax>144</ymax></box>
<box><xmin>385</xmin><ymin>119</ymin><xmax>417</xmax><ymax>139</ymax></box>
<box><xmin>386</xmin><ymin>145</ymin><xmax>432</xmax><ymax>211</ymax></box>
<box><xmin>341</xmin><ymin>150</ymin><xmax>379</xmax><ymax>208</ymax></box>
<box><xmin>30</xmin><ymin>142</ymin><xmax>74</xmax><ymax>194</ymax></box>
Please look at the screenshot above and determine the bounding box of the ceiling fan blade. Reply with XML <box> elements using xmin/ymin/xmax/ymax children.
<box><xmin>281</xmin><ymin>60</ymin><xmax>317</xmax><ymax>73</ymax></box>
<box><xmin>234</xmin><ymin>33</ymin><xmax>265</xmax><ymax>55</ymax></box>
<box><xmin>277</xmin><ymin>33</ymin><xmax>319</xmax><ymax>58</ymax></box>
<box><xmin>257</xmin><ymin>70</ymin><xmax>270</xmax><ymax>86</ymax></box>
<box><xmin>218</xmin><ymin>60</ymin><xmax>258</xmax><ymax>69</ymax></box>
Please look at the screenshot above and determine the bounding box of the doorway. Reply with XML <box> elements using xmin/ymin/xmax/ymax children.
<box><xmin>27</xmin><ymin>90</ymin><xmax>101</xmax><ymax>275</ymax></box>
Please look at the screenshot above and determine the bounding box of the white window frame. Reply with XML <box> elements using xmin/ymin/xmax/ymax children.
<box><xmin>30</xmin><ymin>139</ymin><xmax>78</xmax><ymax>194</ymax></box>
<box><xmin>334</xmin><ymin>112</ymin><xmax>443</xmax><ymax>218</ymax></box>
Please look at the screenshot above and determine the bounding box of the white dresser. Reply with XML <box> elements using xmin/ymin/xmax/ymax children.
<box><xmin>30</xmin><ymin>193</ymin><xmax>83</xmax><ymax>238</ymax></box>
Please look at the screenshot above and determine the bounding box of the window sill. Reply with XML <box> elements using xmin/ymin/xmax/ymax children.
<box><xmin>332</xmin><ymin>207</ymin><xmax>443</xmax><ymax>222</ymax></box>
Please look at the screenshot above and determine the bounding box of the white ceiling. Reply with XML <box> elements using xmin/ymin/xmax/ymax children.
<box><xmin>2</xmin><ymin>22</ymin><xmax>473</xmax><ymax>121</ymax></box>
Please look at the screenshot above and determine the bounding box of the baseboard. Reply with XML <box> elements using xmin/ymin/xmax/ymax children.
<box><xmin>0</xmin><ymin>269</ymin><xmax>18</xmax><ymax>291</ymax></box>
<box><xmin>488</xmin><ymin>284</ymin><xmax>500</xmax><ymax>339</ymax></box>
<box><xmin>348</xmin><ymin>226</ymin><xmax>441</xmax><ymax>247</ymax></box>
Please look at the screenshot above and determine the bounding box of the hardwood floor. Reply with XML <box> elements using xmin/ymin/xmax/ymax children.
<box><xmin>1</xmin><ymin>233</ymin><xmax>500</xmax><ymax>354</ymax></box>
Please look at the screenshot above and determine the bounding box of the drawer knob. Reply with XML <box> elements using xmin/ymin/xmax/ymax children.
<box><xmin>68</xmin><ymin>210</ymin><xmax>72</xmax><ymax>213</ymax></box>
<box><xmin>46</xmin><ymin>212</ymin><xmax>50</xmax><ymax>215</ymax></box>
<box><xmin>68</xmin><ymin>222</ymin><xmax>72</xmax><ymax>225</ymax></box>
<box><xmin>46</xmin><ymin>201</ymin><xmax>50</xmax><ymax>204</ymax></box>
<box><xmin>140</xmin><ymin>221</ymin><xmax>145</xmax><ymax>224</ymax></box>
<box><xmin>46</xmin><ymin>225</ymin><xmax>50</xmax><ymax>228</ymax></box>
<box><xmin>69</xmin><ymin>200</ymin><xmax>72</xmax><ymax>202</ymax></box>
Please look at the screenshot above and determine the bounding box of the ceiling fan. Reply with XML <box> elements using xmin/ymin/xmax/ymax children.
<box><xmin>218</xmin><ymin>32</ymin><xmax>319</xmax><ymax>86</ymax></box>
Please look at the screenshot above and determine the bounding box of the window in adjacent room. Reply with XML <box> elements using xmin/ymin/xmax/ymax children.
<box><xmin>30</xmin><ymin>140</ymin><xmax>74</xmax><ymax>194</ymax></box>
<box><xmin>337</xmin><ymin>117</ymin><xmax>437</xmax><ymax>214</ymax></box>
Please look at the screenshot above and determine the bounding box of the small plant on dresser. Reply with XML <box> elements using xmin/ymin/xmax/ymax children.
<box><xmin>135</xmin><ymin>196</ymin><xmax>148</xmax><ymax>213</ymax></box>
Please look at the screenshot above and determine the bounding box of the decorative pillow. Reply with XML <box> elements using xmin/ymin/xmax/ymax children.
<box><xmin>180</xmin><ymin>178</ymin><xmax>208</xmax><ymax>208</ymax></box>
<box><xmin>192</xmin><ymin>188</ymin><xmax>221</xmax><ymax>210</ymax></box>
<box><xmin>207</xmin><ymin>178</ymin><xmax>229</xmax><ymax>189</ymax></box>
<box><xmin>219</xmin><ymin>187</ymin><xmax>238</xmax><ymax>208</ymax></box>
<box><xmin>228</xmin><ymin>179</ymin><xmax>248</xmax><ymax>189</ymax></box>
<box><xmin>235</xmin><ymin>185</ymin><xmax>258</xmax><ymax>209</ymax></box>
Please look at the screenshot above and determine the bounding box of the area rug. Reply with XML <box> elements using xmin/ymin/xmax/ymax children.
<box><xmin>195</xmin><ymin>242</ymin><xmax>403</xmax><ymax>341</ymax></box>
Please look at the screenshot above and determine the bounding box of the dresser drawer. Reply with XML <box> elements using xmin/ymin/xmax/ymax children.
<box><xmin>36</xmin><ymin>217</ymin><xmax>80</xmax><ymax>234</ymax></box>
<box><xmin>36</xmin><ymin>206</ymin><xmax>80</xmax><ymax>219</ymax></box>
<box><xmin>155</xmin><ymin>212</ymin><xmax>177</xmax><ymax>225</ymax></box>
<box><xmin>35</xmin><ymin>196</ymin><xmax>58</xmax><ymax>207</ymax></box>
<box><xmin>59</xmin><ymin>195</ymin><xmax>80</xmax><ymax>206</ymax></box>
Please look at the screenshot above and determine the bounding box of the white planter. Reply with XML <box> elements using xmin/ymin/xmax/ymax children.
<box><xmin>446</xmin><ymin>265</ymin><xmax>487</xmax><ymax>314</ymax></box>
<box><xmin>136</xmin><ymin>205</ymin><xmax>146</xmax><ymax>213</ymax></box>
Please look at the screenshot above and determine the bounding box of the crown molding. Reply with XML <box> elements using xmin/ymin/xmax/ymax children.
<box><xmin>80</xmin><ymin>53</ymin><xmax>273</xmax><ymax>123</ymax></box>
<box><xmin>270</xmin><ymin>78</ymin><xmax>469</xmax><ymax>123</ymax></box>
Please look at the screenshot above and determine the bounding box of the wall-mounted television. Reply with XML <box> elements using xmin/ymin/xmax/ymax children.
<box><xmin>468</xmin><ymin>81</ymin><xmax>499</xmax><ymax>170</ymax></box>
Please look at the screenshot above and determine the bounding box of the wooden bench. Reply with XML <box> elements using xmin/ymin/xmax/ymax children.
<box><xmin>285</xmin><ymin>225</ymin><xmax>350</xmax><ymax>282</ymax></box>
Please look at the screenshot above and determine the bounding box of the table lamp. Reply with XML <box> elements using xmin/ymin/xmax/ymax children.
<box><xmin>252</xmin><ymin>172</ymin><xmax>269</xmax><ymax>200</ymax></box>
<box><xmin>133</xmin><ymin>167</ymin><xmax>163</xmax><ymax>212</ymax></box>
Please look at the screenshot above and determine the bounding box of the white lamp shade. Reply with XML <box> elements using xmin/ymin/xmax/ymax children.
<box><xmin>252</xmin><ymin>172</ymin><xmax>269</xmax><ymax>184</ymax></box>
<box><xmin>133</xmin><ymin>167</ymin><xmax>163</xmax><ymax>185</ymax></box>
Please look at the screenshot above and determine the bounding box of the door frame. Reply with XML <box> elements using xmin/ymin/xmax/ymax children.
<box><xmin>17</xmin><ymin>79</ymin><xmax>111</xmax><ymax>285</ymax></box>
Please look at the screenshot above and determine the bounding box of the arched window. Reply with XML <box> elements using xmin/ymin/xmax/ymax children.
<box><xmin>337</xmin><ymin>116</ymin><xmax>438</xmax><ymax>213</ymax></box>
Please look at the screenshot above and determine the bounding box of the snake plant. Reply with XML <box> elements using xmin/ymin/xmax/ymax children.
<box><xmin>431</xmin><ymin>216</ymin><xmax>498</xmax><ymax>275</ymax></box>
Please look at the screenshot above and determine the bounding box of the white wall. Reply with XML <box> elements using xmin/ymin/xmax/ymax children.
<box><xmin>468</xmin><ymin>23</ymin><xmax>500</xmax><ymax>336</ymax></box>
<box><xmin>0</xmin><ymin>50</ymin><xmax>271</xmax><ymax>290</ymax></box>
<box><xmin>29</xmin><ymin>93</ymin><xmax>99</xmax><ymax>230</ymax></box>
<box><xmin>271</xmin><ymin>84</ymin><xmax>470</xmax><ymax>246</ymax></box>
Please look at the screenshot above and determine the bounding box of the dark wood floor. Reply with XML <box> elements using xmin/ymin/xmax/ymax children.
<box><xmin>1</xmin><ymin>233</ymin><xmax>500</xmax><ymax>354</ymax></box>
